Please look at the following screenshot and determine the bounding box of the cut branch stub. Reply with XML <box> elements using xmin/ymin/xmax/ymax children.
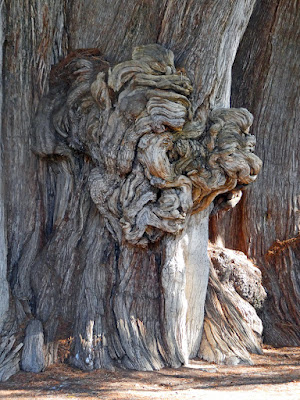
<box><xmin>36</xmin><ymin>44</ymin><xmax>262</xmax><ymax>247</ymax></box>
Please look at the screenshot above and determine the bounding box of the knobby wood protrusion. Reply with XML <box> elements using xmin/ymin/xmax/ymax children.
<box><xmin>1</xmin><ymin>0</ymin><xmax>264</xmax><ymax>380</ymax></box>
<box><xmin>23</xmin><ymin>44</ymin><xmax>262</xmax><ymax>372</ymax></box>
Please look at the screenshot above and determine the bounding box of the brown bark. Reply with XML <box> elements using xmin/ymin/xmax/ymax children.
<box><xmin>213</xmin><ymin>0</ymin><xmax>300</xmax><ymax>345</ymax></box>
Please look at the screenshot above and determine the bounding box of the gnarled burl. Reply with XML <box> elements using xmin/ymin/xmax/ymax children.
<box><xmin>30</xmin><ymin>44</ymin><xmax>262</xmax><ymax>371</ymax></box>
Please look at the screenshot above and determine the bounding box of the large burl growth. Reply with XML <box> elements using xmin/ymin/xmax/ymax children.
<box><xmin>18</xmin><ymin>45</ymin><xmax>262</xmax><ymax>371</ymax></box>
<box><xmin>38</xmin><ymin>44</ymin><xmax>261</xmax><ymax>246</ymax></box>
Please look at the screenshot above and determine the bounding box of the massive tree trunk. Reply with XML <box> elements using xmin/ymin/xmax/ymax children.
<box><xmin>1</xmin><ymin>0</ymin><xmax>296</xmax><ymax>381</ymax></box>
<box><xmin>212</xmin><ymin>0</ymin><xmax>300</xmax><ymax>346</ymax></box>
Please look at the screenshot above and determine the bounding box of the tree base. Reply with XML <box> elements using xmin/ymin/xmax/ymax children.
<box><xmin>199</xmin><ymin>244</ymin><xmax>266</xmax><ymax>365</ymax></box>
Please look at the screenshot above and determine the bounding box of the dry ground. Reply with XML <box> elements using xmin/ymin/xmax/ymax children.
<box><xmin>0</xmin><ymin>346</ymin><xmax>299</xmax><ymax>400</ymax></box>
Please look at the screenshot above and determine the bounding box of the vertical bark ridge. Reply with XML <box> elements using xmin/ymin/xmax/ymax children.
<box><xmin>217</xmin><ymin>0</ymin><xmax>300</xmax><ymax>345</ymax></box>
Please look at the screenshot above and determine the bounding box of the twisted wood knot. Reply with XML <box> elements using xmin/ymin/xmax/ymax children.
<box><xmin>37</xmin><ymin>44</ymin><xmax>262</xmax><ymax>246</ymax></box>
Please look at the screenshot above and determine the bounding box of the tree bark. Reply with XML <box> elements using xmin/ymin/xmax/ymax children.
<box><xmin>213</xmin><ymin>0</ymin><xmax>300</xmax><ymax>345</ymax></box>
<box><xmin>0</xmin><ymin>0</ymin><xmax>273</xmax><ymax>379</ymax></box>
<box><xmin>0</xmin><ymin>0</ymin><xmax>9</xmax><ymax>334</ymax></box>
<box><xmin>200</xmin><ymin>244</ymin><xmax>266</xmax><ymax>365</ymax></box>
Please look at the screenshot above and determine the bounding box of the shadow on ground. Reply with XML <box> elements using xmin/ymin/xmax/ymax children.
<box><xmin>0</xmin><ymin>346</ymin><xmax>299</xmax><ymax>399</ymax></box>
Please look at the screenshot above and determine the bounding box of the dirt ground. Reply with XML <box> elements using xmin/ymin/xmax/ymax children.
<box><xmin>0</xmin><ymin>346</ymin><xmax>299</xmax><ymax>400</ymax></box>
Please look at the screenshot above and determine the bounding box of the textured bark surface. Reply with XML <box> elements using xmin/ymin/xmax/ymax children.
<box><xmin>0</xmin><ymin>0</ymin><xmax>9</xmax><ymax>334</ymax></box>
<box><xmin>200</xmin><ymin>244</ymin><xmax>266</xmax><ymax>365</ymax></box>
<box><xmin>21</xmin><ymin>319</ymin><xmax>45</xmax><ymax>373</ymax></box>
<box><xmin>214</xmin><ymin>0</ymin><xmax>300</xmax><ymax>345</ymax></box>
<box><xmin>28</xmin><ymin>44</ymin><xmax>260</xmax><ymax>372</ymax></box>
<box><xmin>0</xmin><ymin>335</ymin><xmax>23</xmax><ymax>382</ymax></box>
<box><xmin>0</xmin><ymin>0</ymin><xmax>282</xmax><ymax>380</ymax></box>
<box><xmin>262</xmin><ymin>236</ymin><xmax>300</xmax><ymax>346</ymax></box>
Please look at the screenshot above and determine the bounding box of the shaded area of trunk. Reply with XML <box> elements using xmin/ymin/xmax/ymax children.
<box><xmin>262</xmin><ymin>236</ymin><xmax>300</xmax><ymax>346</ymax></box>
<box><xmin>215</xmin><ymin>0</ymin><xmax>300</xmax><ymax>345</ymax></box>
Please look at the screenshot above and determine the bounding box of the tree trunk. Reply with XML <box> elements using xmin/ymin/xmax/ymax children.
<box><xmin>0</xmin><ymin>0</ymin><xmax>281</xmax><ymax>379</ymax></box>
<box><xmin>0</xmin><ymin>0</ymin><xmax>8</xmax><ymax>335</ymax></box>
<box><xmin>213</xmin><ymin>0</ymin><xmax>300</xmax><ymax>346</ymax></box>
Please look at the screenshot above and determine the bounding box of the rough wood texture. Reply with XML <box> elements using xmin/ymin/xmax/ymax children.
<box><xmin>200</xmin><ymin>244</ymin><xmax>266</xmax><ymax>365</ymax></box>
<box><xmin>29</xmin><ymin>44</ymin><xmax>261</xmax><ymax>371</ymax></box>
<box><xmin>262</xmin><ymin>236</ymin><xmax>300</xmax><ymax>346</ymax></box>
<box><xmin>0</xmin><ymin>0</ymin><xmax>264</xmax><ymax>378</ymax></box>
<box><xmin>0</xmin><ymin>336</ymin><xmax>23</xmax><ymax>382</ymax></box>
<box><xmin>21</xmin><ymin>319</ymin><xmax>45</xmax><ymax>373</ymax></box>
<box><xmin>213</xmin><ymin>0</ymin><xmax>300</xmax><ymax>345</ymax></box>
<box><xmin>0</xmin><ymin>0</ymin><xmax>9</xmax><ymax>334</ymax></box>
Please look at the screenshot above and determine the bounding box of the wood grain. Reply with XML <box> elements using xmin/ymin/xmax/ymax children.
<box><xmin>0</xmin><ymin>0</ymin><xmax>265</xmax><ymax>378</ymax></box>
<box><xmin>214</xmin><ymin>0</ymin><xmax>300</xmax><ymax>345</ymax></box>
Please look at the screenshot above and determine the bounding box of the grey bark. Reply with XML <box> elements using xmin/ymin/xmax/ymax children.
<box><xmin>0</xmin><ymin>0</ymin><xmax>9</xmax><ymax>333</ymax></box>
<box><xmin>200</xmin><ymin>244</ymin><xmax>266</xmax><ymax>365</ymax></box>
<box><xmin>21</xmin><ymin>319</ymin><xmax>45</xmax><ymax>372</ymax></box>
<box><xmin>213</xmin><ymin>0</ymin><xmax>300</xmax><ymax>345</ymax></box>
<box><xmin>31</xmin><ymin>45</ymin><xmax>260</xmax><ymax>371</ymax></box>
<box><xmin>0</xmin><ymin>0</ymin><xmax>272</xmax><ymax>379</ymax></box>
<box><xmin>0</xmin><ymin>336</ymin><xmax>23</xmax><ymax>381</ymax></box>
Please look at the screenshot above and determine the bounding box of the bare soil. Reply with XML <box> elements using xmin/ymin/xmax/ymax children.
<box><xmin>0</xmin><ymin>346</ymin><xmax>299</xmax><ymax>400</ymax></box>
